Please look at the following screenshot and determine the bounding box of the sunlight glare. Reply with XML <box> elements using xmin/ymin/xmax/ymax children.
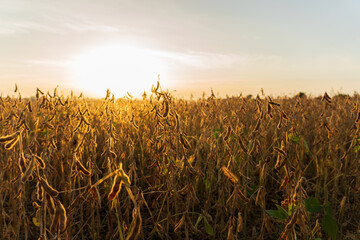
<box><xmin>70</xmin><ymin>45</ymin><xmax>165</xmax><ymax>98</ymax></box>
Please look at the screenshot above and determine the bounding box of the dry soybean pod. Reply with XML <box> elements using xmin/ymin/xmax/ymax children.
<box><xmin>33</xmin><ymin>155</ymin><xmax>46</xmax><ymax>169</ymax></box>
<box><xmin>224</xmin><ymin>125</ymin><xmax>232</xmax><ymax>142</ymax></box>
<box><xmin>50</xmin><ymin>205</ymin><xmax>60</xmax><ymax>233</ymax></box>
<box><xmin>277</xmin><ymin>112</ymin><xmax>283</xmax><ymax>129</ymax></box>
<box><xmin>126</xmin><ymin>206</ymin><xmax>142</xmax><ymax>240</ymax></box>
<box><xmin>279</xmin><ymin>172</ymin><xmax>290</xmax><ymax>191</ymax></box>
<box><xmin>180</xmin><ymin>133</ymin><xmax>190</xmax><ymax>149</ymax></box>
<box><xmin>235</xmin><ymin>187</ymin><xmax>250</xmax><ymax>203</ymax></box>
<box><xmin>89</xmin><ymin>186</ymin><xmax>101</xmax><ymax>206</ymax></box>
<box><xmin>21</xmin><ymin>155</ymin><xmax>35</xmax><ymax>182</ymax></box>
<box><xmin>118</xmin><ymin>168</ymin><xmax>131</xmax><ymax>185</ymax></box>
<box><xmin>4</xmin><ymin>135</ymin><xmax>19</xmax><ymax>150</ymax></box>
<box><xmin>19</xmin><ymin>153</ymin><xmax>27</xmax><ymax>173</ymax></box>
<box><xmin>45</xmin><ymin>193</ymin><xmax>56</xmax><ymax>215</ymax></box>
<box><xmin>0</xmin><ymin>131</ymin><xmax>20</xmax><ymax>143</ymax></box>
<box><xmin>36</xmin><ymin>181</ymin><xmax>43</xmax><ymax>201</ymax></box>
<box><xmin>75</xmin><ymin>157</ymin><xmax>90</xmax><ymax>176</ymax></box>
<box><xmin>221</xmin><ymin>166</ymin><xmax>239</xmax><ymax>184</ymax></box>
<box><xmin>40</xmin><ymin>177</ymin><xmax>59</xmax><ymax>197</ymax></box>
<box><xmin>174</xmin><ymin>214</ymin><xmax>185</xmax><ymax>233</ymax></box>
<box><xmin>162</xmin><ymin>100</ymin><xmax>169</xmax><ymax>118</ymax></box>
<box><xmin>237</xmin><ymin>135</ymin><xmax>248</xmax><ymax>153</ymax></box>
<box><xmin>108</xmin><ymin>174</ymin><xmax>123</xmax><ymax>201</ymax></box>
<box><xmin>58</xmin><ymin>200</ymin><xmax>67</xmax><ymax>232</ymax></box>
<box><xmin>274</xmin><ymin>146</ymin><xmax>286</xmax><ymax>157</ymax></box>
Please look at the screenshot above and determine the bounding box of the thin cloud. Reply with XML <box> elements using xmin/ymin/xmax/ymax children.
<box><xmin>153</xmin><ymin>50</ymin><xmax>281</xmax><ymax>70</ymax></box>
<box><xmin>151</xmin><ymin>50</ymin><xmax>246</xmax><ymax>69</ymax></box>
<box><xmin>0</xmin><ymin>20</ymin><xmax>121</xmax><ymax>35</ymax></box>
<box><xmin>0</xmin><ymin>73</ymin><xmax>31</xmax><ymax>79</ymax></box>
<box><xmin>27</xmin><ymin>49</ymin><xmax>281</xmax><ymax>72</ymax></box>
<box><xmin>22</xmin><ymin>47</ymin><xmax>283</xmax><ymax>91</ymax></box>
<box><xmin>0</xmin><ymin>21</ymin><xmax>66</xmax><ymax>35</ymax></box>
<box><xmin>0</xmin><ymin>28</ymin><xmax>20</xmax><ymax>35</ymax></box>
<box><xmin>62</xmin><ymin>21</ymin><xmax>120</xmax><ymax>33</ymax></box>
<box><xmin>14</xmin><ymin>22</ymin><xmax>66</xmax><ymax>34</ymax></box>
<box><xmin>26</xmin><ymin>59</ymin><xmax>71</xmax><ymax>68</ymax></box>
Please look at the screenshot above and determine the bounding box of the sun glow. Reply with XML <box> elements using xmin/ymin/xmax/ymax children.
<box><xmin>70</xmin><ymin>45</ymin><xmax>165</xmax><ymax>98</ymax></box>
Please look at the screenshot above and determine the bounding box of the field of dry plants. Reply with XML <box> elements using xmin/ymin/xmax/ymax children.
<box><xmin>0</xmin><ymin>83</ymin><xmax>360</xmax><ymax>240</ymax></box>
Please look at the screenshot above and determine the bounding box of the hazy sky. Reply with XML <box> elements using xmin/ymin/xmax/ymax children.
<box><xmin>1</xmin><ymin>0</ymin><xmax>360</xmax><ymax>98</ymax></box>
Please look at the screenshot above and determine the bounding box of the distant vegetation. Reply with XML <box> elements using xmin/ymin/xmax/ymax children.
<box><xmin>0</xmin><ymin>84</ymin><xmax>359</xmax><ymax>239</ymax></box>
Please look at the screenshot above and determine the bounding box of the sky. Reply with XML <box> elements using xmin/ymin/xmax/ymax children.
<box><xmin>1</xmin><ymin>0</ymin><xmax>360</xmax><ymax>98</ymax></box>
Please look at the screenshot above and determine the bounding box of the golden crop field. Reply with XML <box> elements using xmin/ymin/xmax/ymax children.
<box><xmin>0</xmin><ymin>84</ymin><xmax>359</xmax><ymax>240</ymax></box>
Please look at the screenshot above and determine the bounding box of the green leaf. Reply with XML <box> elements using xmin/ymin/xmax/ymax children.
<box><xmin>266</xmin><ymin>209</ymin><xmax>288</xmax><ymax>220</ymax></box>
<box><xmin>354</xmin><ymin>144</ymin><xmax>360</xmax><ymax>153</ymax></box>
<box><xmin>202</xmin><ymin>176</ymin><xmax>211</xmax><ymax>192</ymax></box>
<box><xmin>212</xmin><ymin>128</ymin><xmax>221</xmax><ymax>139</ymax></box>
<box><xmin>288</xmin><ymin>132</ymin><xmax>301</xmax><ymax>144</ymax></box>
<box><xmin>194</xmin><ymin>214</ymin><xmax>203</xmax><ymax>229</ymax></box>
<box><xmin>203</xmin><ymin>217</ymin><xmax>214</xmax><ymax>236</ymax></box>
<box><xmin>287</xmin><ymin>203</ymin><xmax>297</xmax><ymax>215</ymax></box>
<box><xmin>265</xmin><ymin>205</ymin><xmax>290</xmax><ymax>220</ymax></box>
<box><xmin>266</xmin><ymin>210</ymin><xmax>286</xmax><ymax>220</ymax></box>
<box><xmin>302</xmin><ymin>138</ymin><xmax>310</xmax><ymax>153</ymax></box>
<box><xmin>247</xmin><ymin>185</ymin><xmax>258</xmax><ymax>197</ymax></box>
<box><xmin>305</xmin><ymin>197</ymin><xmax>323</xmax><ymax>213</ymax></box>
<box><xmin>322</xmin><ymin>214</ymin><xmax>338</xmax><ymax>240</ymax></box>
<box><xmin>323</xmin><ymin>203</ymin><xmax>333</xmax><ymax>216</ymax></box>
<box><xmin>37</xmin><ymin>129</ymin><xmax>49</xmax><ymax>135</ymax></box>
<box><xmin>276</xmin><ymin>204</ymin><xmax>290</xmax><ymax>218</ymax></box>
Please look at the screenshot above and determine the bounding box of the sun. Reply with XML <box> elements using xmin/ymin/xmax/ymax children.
<box><xmin>70</xmin><ymin>45</ymin><xmax>165</xmax><ymax>98</ymax></box>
